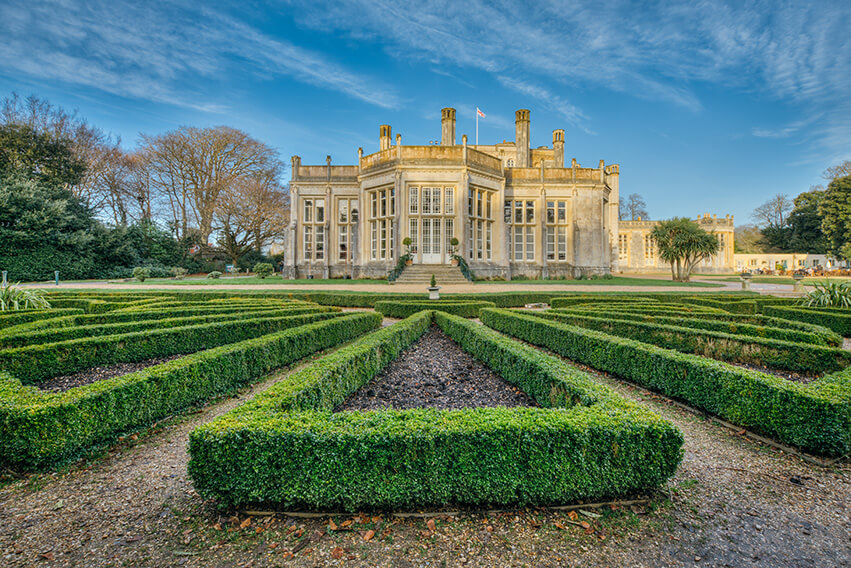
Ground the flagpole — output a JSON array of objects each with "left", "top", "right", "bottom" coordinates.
[{"left": 476, "top": 109, "right": 479, "bottom": 146}]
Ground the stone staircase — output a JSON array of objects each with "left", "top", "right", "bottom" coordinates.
[{"left": 392, "top": 264, "right": 469, "bottom": 285}]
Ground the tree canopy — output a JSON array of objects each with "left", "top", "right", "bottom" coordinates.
[
  {"left": 818, "top": 175, "right": 851, "bottom": 257},
  {"left": 650, "top": 217, "right": 720, "bottom": 282}
]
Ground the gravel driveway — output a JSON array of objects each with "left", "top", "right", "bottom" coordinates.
[{"left": 1, "top": 345, "right": 848, "bottom": 568}]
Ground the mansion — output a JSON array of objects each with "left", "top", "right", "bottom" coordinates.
[
  {"left": 284, "top": 108, "right": 620, "bottom": 279},
  {"left": 282, "top": 108, "right": 735, "bottom": 279}
]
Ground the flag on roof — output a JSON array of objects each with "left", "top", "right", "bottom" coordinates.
[{"left": 476, "top": 107, "right": 486, "bottom": 118}]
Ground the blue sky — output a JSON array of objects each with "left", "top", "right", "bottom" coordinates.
[{"left": 1, "top": 0, "right": 849, "bottom": 224}]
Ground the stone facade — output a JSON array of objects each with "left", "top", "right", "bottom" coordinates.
[
  {"left": 618, "top": 214, "right": 735, "bottom": 274},
  {"left": 283, "top": 108, "right": 620, "bottom": 279}
]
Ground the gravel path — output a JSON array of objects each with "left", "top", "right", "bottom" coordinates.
[
  {"left": 337, "top": 326, "right": 536, "bottom": 411},
  {"left": 0, "top": 340, "right": 848, "bottom": 567},
  {"left": 38, "top": 356, "right": 184, "bottom": 392}
]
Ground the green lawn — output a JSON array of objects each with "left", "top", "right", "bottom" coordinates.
[
  {"left": 102, "top": 275, "right": 722, "bottom": 287},
  {"left": 705, "top": 275, "right": 851, "bottom": 285}
]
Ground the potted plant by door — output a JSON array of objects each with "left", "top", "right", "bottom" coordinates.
[
  {"left": 428, "top": 274, "right": 440, "bottom": 299},
  {"left": 403, "top": 237, "right": 413, "bottom": 265},
  {"left": 449, "top": 237, "right": 460, "bottom": 265}
]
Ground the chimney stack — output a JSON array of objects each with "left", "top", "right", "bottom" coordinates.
[
  {"left": 515, "top": 109, "right": 530, "bottom": 167},
  {"left": 552, "top": 129, "right": 565, "bottom": 168},
  {"left": 441, "top": 107, "right": 456, "bottom": 145},
  {"left": 379, "top": 125, "right": 392, "bottom": 151}
]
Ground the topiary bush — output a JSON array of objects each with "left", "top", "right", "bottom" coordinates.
[
  {"left": 132, "top": 267, "right": 151, "bottom": 282},
  {"left": 253, "top": 263, "right": 274, "bottom": 279}
]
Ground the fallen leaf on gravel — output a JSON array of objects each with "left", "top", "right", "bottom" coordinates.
[
  {"left": 340, "top": 520, "right": 353, "bottom": 528},
  {"left": 282, "top": 551, "right": 293, "bottom": 559},
  {"left": 363, "top": 529, "right": 375, "bottom": 541},
  {"left": 567, "top": 511, "right": 578, "bottom": 521},
  {"left": 580, "top": 521, "right": 591, "bottom": 530},
  {"left": 212, "top": 523, "right": 222, "bottom": 531},
  {"left": 52, "top": 499, "right": 64, "bottom": 510},
  {"left": 579, "top": 509, "right": 601, "bottom": 519},
  {"left": 240, "top": 518, "right": 251, "bottom": 529},
  {"left": 554, "top": 522, "right": 567, "bottom": 530},
  {"left": 40, "top": 552, "right": 54, "bottom": 561},
  {"left": 268, "top": 542, "right": 279, "bottom": 549},
  {"left": 359, "top": 513, "right": 370, "bottom": 524},
  {"left": 255, "top": 526, "right": 263, "bottom": 534},
  {"left": 372, "top": 515, "right": 382, "bottom": 523},
  {"left": 331, "top": 546, "right": 344, "bottom": 559},
  {"left": 125, "top": 536, "right": 141, "bottom": 543},
  {"left": 328, "top": 519, "right": 338, "bottom": 531},
  {"left": 426, "top": 519, "right": 436, "bottom": 532}
]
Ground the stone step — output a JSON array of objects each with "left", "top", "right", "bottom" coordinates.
[{"left": 393, "top": 265, "right": 468, "bottom": 284}]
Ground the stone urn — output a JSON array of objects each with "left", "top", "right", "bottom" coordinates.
[
  {"left": 740, "top": 272, "right": 752, "bottom": 290},
  {"left": 405, "top": 258, "right": 413, "bottom": 266},
  {"left": 792, "top": 272, "right": 806, "bottom": 294},
  {"left": 428, "top": 285, "right": 441, "bottom": 300}
]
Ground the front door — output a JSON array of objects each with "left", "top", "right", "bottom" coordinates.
[{"left": 420, "top": 218, "right": 442, "bottom": 263}]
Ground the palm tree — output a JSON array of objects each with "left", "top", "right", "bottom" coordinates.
[{"left": 650, "top": 218, "right": 720, "bottom": 282}]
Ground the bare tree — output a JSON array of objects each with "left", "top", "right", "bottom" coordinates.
[
  {"left": 214, "top": 175, "right": 290, "bottom": 264},
  {"left": 140, "top": 126, "right": 282, "bottom": 243},
  {"left": 1, "top": 93, "right": 122, "bottom": 213},
  {"left": 823, "top": 160, "right": 851, "bottom": 181},
  {"left": 751, "top": 194, "right": 792, "bottom": 228},
  {"left": 619, "top": 193, "right": 649, "bottom": 221}
]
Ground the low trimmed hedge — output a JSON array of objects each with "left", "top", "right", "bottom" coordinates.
[
  {"left": 0, "top": 312, "right": 381, "bottom": 470},
  {"left": 481, "top": 308, "right": 851, "bottom": 456},
  {"left": 0, "top": 306, "right": 336, "bottom": 349},
  {"left": 559, "top": 306, "right": 841, "bottom": 344},
  {"left": 764, "top": 305, "right": 851, "bottom": 337},
  {"left": 551, "top": 308, "right": 841, "bottom": 347},
  {"left": 374, "top": 300, "right": 496, "bottom": 318},
  {"left": 0, "top": 308, "right": 84, "bottom": 330},
  {"left": 524, "top": 310, "right": 851, "bottom": 375},
  {"left": 0, "top": 311, "right": 345, "bottom": 384},
  {"left": 188, "top": 311, "right": 683, "bottom": 510}
]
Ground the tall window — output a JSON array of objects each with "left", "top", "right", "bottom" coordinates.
[
  {"left": 468, "top": 189, "right": 494, "bottom": 261},
  {"left": 546, "top": 200, "right": 569, "bottom": 262},
  {"left": 368, "top": 188, "right": 393, "bottom": 260},
  {"left": 644, "top": 234, "right": 656, "bottom": 265},
  {"left": 618, "top": 233, "right": 629, "bottom": 263},
  {"left": 302, "top": 198, "right": 325, "bottom": 261},
  {"left": 506, "top": 199, "right": 535, "bottom": 262},
  {"left": 409, "top": 187, "right": 418, "bottom": 214},
  {"left": 338, "top": 198, "right": 358, "bottom": 262}
]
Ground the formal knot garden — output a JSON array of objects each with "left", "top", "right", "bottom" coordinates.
[{"left": 1, "top": 289, "right": 849, "bottom": 564}]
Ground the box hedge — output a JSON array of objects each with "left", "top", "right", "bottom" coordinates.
[
  {"left": 0, "top": 311, "right": 380, "bottom": 470},
  {"left": 0, "top": 308, "right": 84, "bottom": 330},
  {"left": 0, "top": 306, "right": 337, "bottom": 349},
  {"left": 0, "top": 311, "right": 345, "bottom": 384},
  {"left": 551, "top": 307, "right": 840, "bottom": 347},
  {"left": 188, "top": 311, "right": 683, "bottom": 510},
  {"left": 764, "top": 305, "right": 851, "bottom": 337},
  {"left": 374, "top": 300, "right": 496, "bottom": 318},
  {"left": 559, "top": 306, "right": 841, "bottom": 343},
  {"left": 480, "top": 308, "right": 851, "bottom": 456},
  {"left": 523, "top": 310, "right": 850, "bottom": 375}
]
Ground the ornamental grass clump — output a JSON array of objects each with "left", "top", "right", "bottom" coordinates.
[
  {"left": 0, "top": 283, "right": 51, "bottom": 311},
  {"left": 801, "top": 280, "right": 851, "bottom": 308}
]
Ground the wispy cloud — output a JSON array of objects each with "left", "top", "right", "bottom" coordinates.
[
  {"left": 0, "top": 0, "right": 400, "bottom": 112},
  {"left": 286, "top": 0, "right": 851, "bottom": 153}
]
